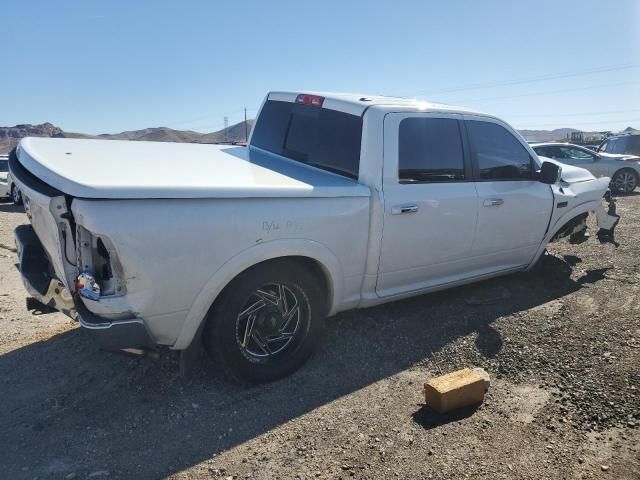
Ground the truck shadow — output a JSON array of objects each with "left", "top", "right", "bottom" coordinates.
[
  {"left": 0, "top": 199, "right": 23, "bottom": 213},
  {"left": 0, "top": 253, "right": 607, "bottom": 478}
]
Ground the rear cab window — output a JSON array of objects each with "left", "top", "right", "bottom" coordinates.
[{"left": 250, "top": 98, "right": 363, "bottom": 179}]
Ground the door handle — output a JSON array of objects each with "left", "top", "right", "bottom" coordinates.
[
  {"left": 483, "top": 198, "right": 504, "bottom": 207},
  {"left": 391, "top": 204, "right": 419, "bottom": 215}
]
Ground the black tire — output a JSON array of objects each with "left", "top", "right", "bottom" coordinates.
[
  {"left": 611, "top": 168, "right": 638, "bottom": 195},
  {"left": 11, "top": 185, "right": 22, "bottom": 205},
  {"left": 203, "top": 260, "right": 326, "bottom": 383}
]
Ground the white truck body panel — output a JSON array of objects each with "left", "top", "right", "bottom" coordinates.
[{"left": 71, "top": 195, "right": 371, "bottom": 345}]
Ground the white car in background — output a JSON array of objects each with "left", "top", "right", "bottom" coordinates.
[
  {"left": 531, "top": 143, "right": 640, "bottom": 194},
  {"left": 0, "top": 155, "right": 10, "bottom": 198},
  {"left": 0, "top": 154, "right": 22, "bottom": 204}
]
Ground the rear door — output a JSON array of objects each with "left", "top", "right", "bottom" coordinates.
[
  {"left": 465, "top": 116, "right": 553, "bottom": 270},
  {"left": 376, "top": 113, "right": 478, "bottom": 297}
]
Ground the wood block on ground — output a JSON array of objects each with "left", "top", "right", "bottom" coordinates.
[{"left": 423, "top": 368, "right": 488, "bottom": 413}]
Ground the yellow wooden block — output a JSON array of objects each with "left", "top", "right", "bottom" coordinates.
[{"left": 423, "top": 368, "right": 488, "bottom": 413}]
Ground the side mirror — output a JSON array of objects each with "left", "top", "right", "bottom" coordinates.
[{"left": 540, "top": 161, "right": 562, "bottom": 184}]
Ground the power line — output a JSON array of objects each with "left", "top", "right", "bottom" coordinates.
[
  {"left": 412, "top": 64, "right": 639, "bottom": 97},
  {"left": 499, "top": 108, "right": 640, "bottom": 118},
  {"left": 441, "top": 80, "right": 640, "bottom": 104},
  {"left": 515, "top": 118, "right": 640, "bottom": 128},
  {"left": 162, "top": 108, "right": 258, "bottom": 128}
]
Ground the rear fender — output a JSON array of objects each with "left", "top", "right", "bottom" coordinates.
[{"left": 172, "top": 239, "right": 342, "bottom": 350}]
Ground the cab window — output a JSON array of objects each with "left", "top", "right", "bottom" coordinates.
[{"left": 467, "top": 121, "right": 533, "bottom": 180}]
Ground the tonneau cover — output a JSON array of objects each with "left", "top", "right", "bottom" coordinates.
[{"left": 16, "top": 137, "right": 370, "bottom": 199}]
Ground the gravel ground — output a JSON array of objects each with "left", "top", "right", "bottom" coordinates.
[{"left": 0, "top": 195, "right": 638, "bottom": 480}]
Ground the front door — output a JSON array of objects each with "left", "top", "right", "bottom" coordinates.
[
  {"left": 465, "top": 116, "right": 554, "bottom": 270},
  {"left": 376, "top": 113, "right": 478, "bottom": 297}
]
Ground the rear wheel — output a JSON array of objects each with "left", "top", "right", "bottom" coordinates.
[
  {"left": 611, "top": 168, "right": 638, "bottom": 194},
  {"left": 203, "top": 260, "right": 326, "bottom": 383},
  {"left": 11, "top": 185, "right": 22, "bottom": 205}
]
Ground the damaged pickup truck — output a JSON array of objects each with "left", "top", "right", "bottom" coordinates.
[{"left": 10, "top": 91, "right": 620, "bottom": 382}]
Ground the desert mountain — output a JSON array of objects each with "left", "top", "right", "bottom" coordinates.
[
  {"left": 516, "top": 128, "right": 579, "bottom": 143},
  {"left": 1, "top": 122, "right": 633, "bottom": 155},
  {"left": 0, "top": 123, "right": 65, "bottom": 154},
  {"left": 0, "top": 120, "right": 255, "bottom": 154}
]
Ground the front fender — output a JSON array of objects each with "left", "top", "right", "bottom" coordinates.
[
  {"left": 172, "top": 238, "right": 343, "bottom": 350},
  {"left": 526, "top": 188, "right": 619, "bottom": 270}
]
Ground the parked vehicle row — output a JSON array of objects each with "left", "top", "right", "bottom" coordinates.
[
  {"left": 0, "top": 154, "right": 22, "bottom": 204},
  {"left": 531, "top": 142, "right": 640, "bottom": 194},
  {"left": 8, "top": 91, "right": 622, "bottom": 382},
  {"left": 0, "top": 155, "right": 9, "bottom": 198}
]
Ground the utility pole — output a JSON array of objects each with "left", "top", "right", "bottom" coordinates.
[
  {"left": 223, "top": 116, "right": 229, "bottom": 142},
  {"left": 244, "top": 107, "right": 248, "bottom": 143}
]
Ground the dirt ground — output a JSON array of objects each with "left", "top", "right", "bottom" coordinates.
[{"left": 0, "top": 195, "right": 638, "bottom": 480}]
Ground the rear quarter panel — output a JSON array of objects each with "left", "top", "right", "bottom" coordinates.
[{"left": 71, "top": 196, "right": 371, "bottom": 347}]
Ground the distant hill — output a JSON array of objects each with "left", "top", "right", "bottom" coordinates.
[
  {"left": 0, "top": 123, "right": 65, "bottom": 154},
  {"left": 0, "top": 121, "right": 633, "bottom": 155},
  {"left": 517, "top": 128, "right": 579, "bottom": 143},
  {"left": 0, "top": 120, "right": 255, "bottom": 154}
]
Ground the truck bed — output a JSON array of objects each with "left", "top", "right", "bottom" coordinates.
[{"left": 16, "top": 137, "right": 370, "bottom": 199}]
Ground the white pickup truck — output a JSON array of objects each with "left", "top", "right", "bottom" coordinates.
[{"left": 10, "top": 91, "right": 619, "bottom": 382}]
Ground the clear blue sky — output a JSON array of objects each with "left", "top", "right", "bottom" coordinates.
[{"left": 2, "top": 0, "right": 639, "bottom": 134}]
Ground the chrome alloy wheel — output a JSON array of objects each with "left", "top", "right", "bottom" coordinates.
[
  {"left": 613, "top": 170, "right": 638, "bottom": 194},
  {"left": 235, "top": 283, "right": 305, "bottom": 359}
]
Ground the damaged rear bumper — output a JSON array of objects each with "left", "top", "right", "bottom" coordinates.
[{"left": 14, "top": 224, "right": 155, "bottom": 351}]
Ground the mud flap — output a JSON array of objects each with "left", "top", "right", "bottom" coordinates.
[{"left": 595, "top": 191, "right": 620, "bottom": 247}]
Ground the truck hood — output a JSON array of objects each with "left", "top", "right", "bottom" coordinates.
[
  {"left": 538, "top": 156, "right": 597, "bottom": 183},
  {"left": 15, "top": 137, "right": 370, "bottom": 199}
]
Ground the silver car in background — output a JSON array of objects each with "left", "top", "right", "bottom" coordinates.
[{"left": 532, "top": 143, "right": 640, "bottom": 194}]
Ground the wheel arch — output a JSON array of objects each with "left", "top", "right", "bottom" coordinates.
[
  {"left": 525, "top": 199, "right": 602, "bottom": 271},
  {"left": 172, "top": 239, "right": 342, "bottom": 350}
]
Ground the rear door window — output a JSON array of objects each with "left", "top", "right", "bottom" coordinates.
[
  {"left": 467, "top": 121, "right": 533, "bottom": 180},
  {"left": 251, "top": 100, "right": 362, "bottom": 178},
  {"left": 398, "top": 117, "right": 465, "bottom": 182}
]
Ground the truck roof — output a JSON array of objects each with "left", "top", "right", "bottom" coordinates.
[{"left": 267, "top": 91, "right": 487, "bottom": 117}]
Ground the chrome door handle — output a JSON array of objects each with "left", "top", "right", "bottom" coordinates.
[
  {"left": 483, "top": 198, "right": 504, "bottom": 207},
  {"left": 391, "top": 204, "right": 419, "bottom": 215}
]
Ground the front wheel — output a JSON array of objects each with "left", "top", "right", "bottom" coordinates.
[
  {"left": 11, "top": 185, "right": 22, "bottom": 205},
  {"left": 611, "top": 168, "right": 638, "bottom": 194},
  {"left": 203, "top": 260, "right": 326, "bottom": 383}
]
